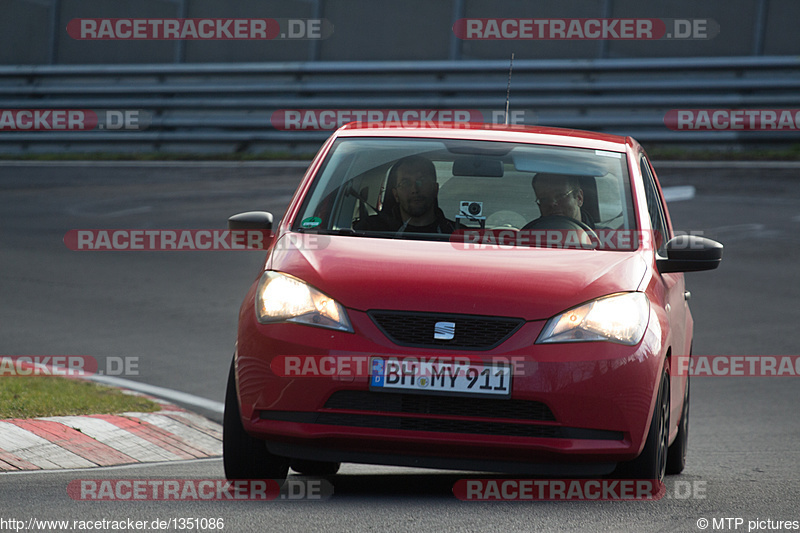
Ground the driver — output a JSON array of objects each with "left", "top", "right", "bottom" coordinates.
[{"left": 526, "top": 172, "right": 595, "bottom": 229}]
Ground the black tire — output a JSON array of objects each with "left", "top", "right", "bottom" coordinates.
[
  {"left": 223, "top": 357, "right": 290, "bottom": 482},
  {"left": 666, "top": 375, "right": 690, "bottom": 475},
  {"left": 613, "top": 368, "right": 669, "bottom": 482},
  {"left": 291, "top": 459, "right": 341, "bottom": 476}
]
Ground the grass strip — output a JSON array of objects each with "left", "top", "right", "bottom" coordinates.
[{"left": 0, "top": 376, "right": 160, "bottom": 419}]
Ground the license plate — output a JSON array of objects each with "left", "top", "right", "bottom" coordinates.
[{"left": 369, "top": 357, "right": 512, "bottom": 398}]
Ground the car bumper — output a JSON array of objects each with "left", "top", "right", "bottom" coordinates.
[{"left": 235, "top": 301, "right": 664, "bottom": 470}]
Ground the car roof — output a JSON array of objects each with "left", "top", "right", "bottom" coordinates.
[{"left": 335, "top": 122, "right": 631, "bottom": 153}]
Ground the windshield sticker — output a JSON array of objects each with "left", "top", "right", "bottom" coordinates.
[
  {"left": 300, "top": 216, "right": 322, "bottom": 229},
  {"left": 595, "top": 150, "right": 623, "bottom": 158}
]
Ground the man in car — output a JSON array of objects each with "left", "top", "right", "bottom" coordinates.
[
  {"left": 526, "top": 172, "right": 596, "bottom": 229},
  {"left": 355, "top": 155, "right": 455, "bottom": 234}
]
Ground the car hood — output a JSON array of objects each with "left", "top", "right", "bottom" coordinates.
[{"left": 267, "top": 234, "right": 648, "bottom": 321}]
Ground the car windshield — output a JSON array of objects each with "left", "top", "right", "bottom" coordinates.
[{"left": 293, "top": 136, "right": 637, "bottom": 250}]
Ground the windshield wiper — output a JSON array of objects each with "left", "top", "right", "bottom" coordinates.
[
  {"left": 297, "top": 227, "right": 451, "bottom": 242},
  {"left": 299, "top": 228, "right": 398, "bottom": 239}
]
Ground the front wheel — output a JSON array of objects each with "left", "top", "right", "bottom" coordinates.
[
  {"left": 613, "top": 368, "right": 669, "bottom": 482},
  {"left": 666, "top": 375, "right": 690, "bottom": 475},
  {"left": 223, "top": 357, "right": 290, "bottom": 482}
]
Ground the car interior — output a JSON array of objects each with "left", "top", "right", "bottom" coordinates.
[{"left": 294, "top": 139, "right": 636, "bottom": 247}]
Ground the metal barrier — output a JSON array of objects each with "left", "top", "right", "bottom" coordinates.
[{"left": 1, "top": 56, "right": 799, "bottom": 153}]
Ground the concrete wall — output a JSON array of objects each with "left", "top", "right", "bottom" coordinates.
[{"left": 1, "top": 0, "right": 798, "bottom": 64}]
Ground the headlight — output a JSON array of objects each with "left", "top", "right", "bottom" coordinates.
[
  {"left": 536, "top": 292, "right": 649, "bottom": 346},
  {"left": 255, "top": 271, "right": 353, "bottom": 332}
]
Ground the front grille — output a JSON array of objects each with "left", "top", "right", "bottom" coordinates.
[
  {"left": 324, "top": 390, "right": 556, "bottom": 421},
  {"left": 369, "top": 310, "right": 524, "bottom": 350}
]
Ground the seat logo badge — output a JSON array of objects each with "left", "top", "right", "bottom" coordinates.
[{"left": 434, "top": 321, "right": 456, "bottom": 340}]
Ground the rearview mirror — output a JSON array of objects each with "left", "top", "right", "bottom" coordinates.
[{"left": 452, "top": 156, "right": 504, "bottom": 177}]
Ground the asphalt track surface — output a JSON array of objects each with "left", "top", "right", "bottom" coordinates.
[{"left": 1, "top": 161, "right": 799, "bottom": 532}]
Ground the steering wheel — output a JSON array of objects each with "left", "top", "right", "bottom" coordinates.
[{"left": 521, "top": 215, "right": 599, "bottom": 248}]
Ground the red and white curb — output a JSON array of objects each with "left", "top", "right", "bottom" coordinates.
[{"left": 0, "top": 399, "right": 222, "bottom": 471}]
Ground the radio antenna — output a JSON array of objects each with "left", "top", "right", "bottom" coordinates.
[{"left": 504, "top": 52, "right": 514, "bottom": 125}]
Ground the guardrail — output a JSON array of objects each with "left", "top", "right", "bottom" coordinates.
[{"left": 1, "top": 56, "right": 799, "bottom": 153}]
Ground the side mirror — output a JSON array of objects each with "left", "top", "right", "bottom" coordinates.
[
  {"left": 228, "top": 211, "right": 273, "bottom": 231},
  {"left": 657, "top": 235, "right": 723, "bottom": 273}
]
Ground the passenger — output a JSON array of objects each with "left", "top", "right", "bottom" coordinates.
[{"left": 355, "top": 155, "right": 455, "bottom": 234}]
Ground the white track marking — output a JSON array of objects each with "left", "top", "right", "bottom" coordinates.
[
  {"left": 40, "top": 416, "right": 183, "bottom": 463},
  {"left": 0, "top": 422, "right": 96, "bottom": 469},
  {"left": 87, "top": 375, "right": 224, "bottom": 414}
]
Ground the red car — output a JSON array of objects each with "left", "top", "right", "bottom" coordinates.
[{"left": 223, "top": 123, "right": 722, "bottom": 483}]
